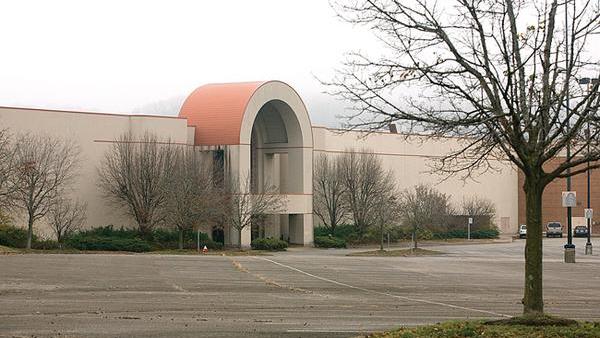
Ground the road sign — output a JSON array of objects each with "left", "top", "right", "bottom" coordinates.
[
  {"left": 562, "top": 191, "right": 577, "bottom": 207},
  {"left": 467, "top": 218, "right": 473, "bottom": 240},
  {"left": 585, "top": 208, "right": 593, "bottom": 219}
]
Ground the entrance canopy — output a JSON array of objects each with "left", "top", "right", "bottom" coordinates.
[{"left": 179, "top": 80, "right": 313, "bottom": 147}]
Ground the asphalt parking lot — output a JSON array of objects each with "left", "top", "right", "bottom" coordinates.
[{"left": 1, "top": 237, "right": 600, "bottom": 338}]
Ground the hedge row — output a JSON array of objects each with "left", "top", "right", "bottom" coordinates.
[
  {"left": 68, "top": 225, "right": 223, "bottom": 251},
  {"left": 0, "top": 224, "right": 223, "bottom": 252},
  {"left": 250, "top": 237, "right": 288, "bottom": 251},
  {"left": 0, "top": 225, "right": 31, "bottom": 248},
  {"left": 314, "top": 236, "right": 347, "bottom": 248},
  {"left": 432, "top": 228, "right": 499, "bottom": 239},
  {"left": 313, "top": 224, "right": 499, "bottom": 249},
  {"left": 66, "top": 236, "right": 153, "bottom": 252}
]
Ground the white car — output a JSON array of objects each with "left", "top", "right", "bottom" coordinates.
[{"left": 519, "top": 224, "right": 527, "bottom": 238}]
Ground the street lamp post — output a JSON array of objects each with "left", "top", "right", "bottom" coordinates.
[
  {"left": 563, "top": 2, "right": 576, "bottom": 263},
  {"left": 579, "top": 77, "right": 599, "bottom": 255},
  {"left": 586, "top": 108, "right": 592, "bottom": 255},
  {"left": 585, "top": 118, "right": 592, "bottom": 255}
]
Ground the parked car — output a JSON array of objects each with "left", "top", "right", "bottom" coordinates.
[
  {"left": 546, "top": 222, "right": 563, "bottom": 238},
  {"left": 519, "top": 224, "right": 527, "bottom": 238},
  {"left": 574, "top": 225, "right": 589, "bottom": 238}
]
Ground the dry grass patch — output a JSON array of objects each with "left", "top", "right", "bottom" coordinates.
[
  {"left": 368, "top": 319, "right": 599, "bottom": 338},
  {"left": 0, "top": 245, "right": 19, "bottom": 254}
]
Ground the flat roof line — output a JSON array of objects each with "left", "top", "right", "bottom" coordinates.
[{"left": 0, "top": 105, "right": 187, "bottom": 120}]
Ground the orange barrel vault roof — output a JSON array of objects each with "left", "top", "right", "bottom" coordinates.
[{"left": 179, "top": 81, "right": 266, "bottom": 145}]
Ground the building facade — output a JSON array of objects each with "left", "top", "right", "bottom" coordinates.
[{"left": 0, "top": 80, "right": 522, "bottom": 247}]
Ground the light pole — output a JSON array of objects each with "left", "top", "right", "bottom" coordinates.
[
  {"left": 579, "top": 77, "right": 599, "bottom": 255},
  {"left": 563, "top": 1, "right": 576, "bottom": 263}
]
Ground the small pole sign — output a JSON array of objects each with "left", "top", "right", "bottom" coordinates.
[
  {"left": 468, "top": 217, "right": 473, "bottom": 240},
  {"left": 585, "top": 208, "right": 593, "bottom": 219},
  {"left": 562, "top": 191, "right": 577, "bottom": 207}
]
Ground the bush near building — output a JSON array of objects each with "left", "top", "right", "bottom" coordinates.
[
  {"left": 314, "top": 223, "right": 356, "bottom": 238},
  {"left": 313, "top": 223, "right": 499, "bottom": 248},
  {"left": 1, "top": 224, "right": 223, "bottom": 252},
  {"left": 433, "top": 228, "right": 500, "bottom": 240},
  {"left": 150, "top": 228, "right": 223, "bottom": 250},
  {"left": 250, "top": 237, "right": 288, "bottom": 251},
  {"left": 31, "top": 239, "right": 62, "bottom": 250},
  {"left": 0, "top": 224, "right": 63, "bottom": 249},
  {"left": 314, "top": 235, "right": 347, "bottom": 248},
  {"left": 0, "top": 225, "right": 32, "bottom": 248},
  {"left": 314, "top": 224, "right": 434, "bottom": 246},
  {"left": 66, "top": 236, "right": 152, "bottom": 252},
  {"left": 67, "top": 225, "right": 223, "bottom": 251}
]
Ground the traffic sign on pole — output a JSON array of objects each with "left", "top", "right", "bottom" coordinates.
[
  {"left": 562, "top": 191, "right": 577, "bottom": 207},
  {"left": 467, "top": 217, "right": 473, "bottom": 240}
]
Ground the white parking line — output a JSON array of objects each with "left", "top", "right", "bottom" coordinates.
[{"left": 256, "top": 257, "right": 512, "bottom": 318}]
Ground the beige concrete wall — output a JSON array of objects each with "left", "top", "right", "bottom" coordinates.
[
  {"left": 0, "top": 104, "right": 519, "bottom": 240},
  {"left": 0, "top": 107, "right": 190, "bottom": 237},
  {"left": 311, "top": 126, "right": 519, "bottom": 234}
]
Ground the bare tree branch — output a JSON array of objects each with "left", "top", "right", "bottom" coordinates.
[
  {"left": 327, "top": 0, "right": 600, "bottom": 315},
  {"left": 9, "top": 133, "right": 80, "bottom": 249},
  {"left": 98, "top": 132, "right": 175, "bottom": 236}
]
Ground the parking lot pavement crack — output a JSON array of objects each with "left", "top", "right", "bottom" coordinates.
[
  {"left": 255, "top": 256, "right": 512, "bottom": 319},
  {"left": 228, "top": 257, "right": 320, "bottom": 296}
]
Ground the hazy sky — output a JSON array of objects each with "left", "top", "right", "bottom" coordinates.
[{"left": 0, "top": 1, "right": 378, "bottom": 126}]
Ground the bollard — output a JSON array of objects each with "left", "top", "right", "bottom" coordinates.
[{"left": 564, "top": 247, "right": 576, "bottom": 263}]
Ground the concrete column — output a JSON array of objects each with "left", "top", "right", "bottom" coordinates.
[
  {"left": 279, "top": 153, "right": 289, "bottom": 193},
  {"left": 273, "top": 154, "right": 281, "bottom": 192},
  {"left": 225, "top": 144, "right": 252, "bottom": 248},
  {"left": 263, "top": 153, "right": 275, "bottom": 187},
  {"left": 287, "top": 149, "right": 301, "bottom": 193},
  {"left": 289, "top": 214, "right": 313, "bottom": 245}
]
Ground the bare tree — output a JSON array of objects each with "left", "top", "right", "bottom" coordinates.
[
  {"left": 340, "top": 149, "right": 395, "bottom": 235},
  {"left": 163, "top": 146, "right": 215, "bottom": 249},
  {"left": 47, "top": 197, "right": 87, "bottom": 246},
  {"left": 98, "top": 132, "right": 175, "bottom": 236},
  {"left": 220, "top": 176, "right": 285, "bottom": 249},
  {"left": 374, "top": 194, "right": 401, "bottom": 251},
  {"left": 10, "top": 133, "right": 80, "bottom": 249},
  {"left": 328, "top": 0, "right": 600, "bottom": 315},
  {"left": 462, "top": 196, "right": 497, "bottom": 219},
  {"left": 0, "top": 129, "right": 16, "bottom": 209},
  {"left": 399, "top": 184, "right": 452, "bottom": 250},
  {"left": 313, "top": 154, "right": 347, "bottom": 235}
]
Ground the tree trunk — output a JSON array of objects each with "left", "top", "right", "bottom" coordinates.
[
  {"left": 380, "top": 224, "right": 384, "bottom": 251},
  {"left": 139, "top": 222, "right": 151, "bottom": 239},
  {"left": 26, "top": 216, "right": 34, "bottom": 249},
  {"left": 178, "top": 229, "right": 184, "bottom": 250},
  {"left": 413, "top": 224, "right": 418, "bottom": 250},
  {"left": 238, "top": 228, "right": 243, "bottom": 250},
  {"left": 523, "top": 178, "right": 545, "bottom": 316}
]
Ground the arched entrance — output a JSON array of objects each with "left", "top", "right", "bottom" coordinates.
[
  {"left": 249, "top": 99, "right": 308, "bottom": 242},
  {"left": 179, "top": 80, "right": 314, "bottom": 247}
]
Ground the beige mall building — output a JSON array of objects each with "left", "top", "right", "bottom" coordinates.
[{"left": 0, "top": 81, "right": 519, "bottom": 247}]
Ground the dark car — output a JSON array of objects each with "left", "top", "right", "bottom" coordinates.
[{"left": 574, "top": 226, "right": 589, "bottom": 238}]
